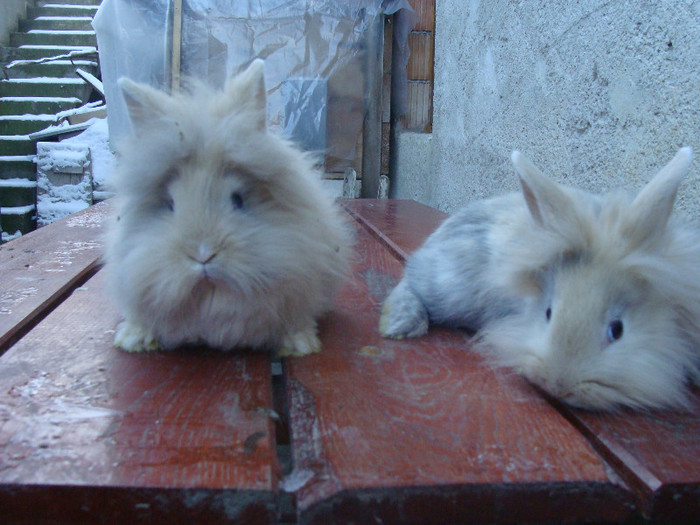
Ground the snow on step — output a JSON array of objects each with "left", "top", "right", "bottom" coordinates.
[
  {"left": 1, "top": 204, "right": 36, "bottom": 215},
  {"left": 35, "top": 16, "right": 95, "bottom": 21},
  {"left": 40, "top": 4, "right": 99, "bottom": 10},
  {"left": 19, "top": 45, "right": 96, "bottom": 51},
  {"left": 27, "top": 30, "right": 96, "bottom": 35},
  {"left": 1, "top": 231, "right": 22, "bottom": 242},
  {"left": 0, "top": 178, "right": 38, "bottom": 188},
  {"left": 6, "top": 58, "right": 97, "bottom": 69},
  {"left": 0, "top": 115, "right": 56, "bottom": 121},
  {"left": 1, "top": 96, "right": 82, "bottom": 103},
  {"left": 33, "top": 59, "right": 97, "bottom": 66},
  {"left": 0, "top": 156, "right": 36, "bottom": 163},
  {"left": 1, "top": 77, "right": 86, "bottom": 84}
]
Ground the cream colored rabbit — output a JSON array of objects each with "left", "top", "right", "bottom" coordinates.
[
  {"left": 381, "top": 148, "right": 700, "bottom": 411},
  {"left": 105, "top": 60, "right": 352, "bottom": 356}
]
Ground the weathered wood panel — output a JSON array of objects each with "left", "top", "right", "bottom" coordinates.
[
  {"left": 0, "top": 202, "right": 108, "bottom": 353},
  {"left": 285, "top": 223, "right": 632, "bottom": 524},
  {"left": 560, "top": 396, "right": 700, "bottom": 522},
  {"left": 408, "top": 0, "right": 436, "bottom": 32},
  {"left": 0, "top": 270, "right": 278, "bottom": 524},
  {"left": 341, "top": 199, "right": 447, "bottom": 261}
]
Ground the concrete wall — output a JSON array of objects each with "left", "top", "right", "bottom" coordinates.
[
  {"left": 392, "top": 0, "right": 700, "bottom": 219},
  {"left": 0, "top": 0, "right": 31, "bottom": 45}
]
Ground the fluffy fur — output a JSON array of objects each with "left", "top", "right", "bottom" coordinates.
[
  {"left": 105, "top": 59, "right": 352, "bottom": 356},
  {"left": 380, "top": 147, "right": 700, "bottom": 411}
]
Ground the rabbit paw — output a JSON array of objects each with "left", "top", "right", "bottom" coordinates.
[
  {"left": 279, "top": 326, "right": 322, "bottom": 357},
  {"left": 379, "top": 280, "right": 429, "bottom": 339},
  {"left": 114, "top": 320, "right": 161, "bottom": 352}
]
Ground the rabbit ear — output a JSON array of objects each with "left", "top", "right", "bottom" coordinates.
[
  {"left": 511, "top": 151, "right": 577, "bottom": 231},
  {"left": 119, "top": 77, "right": 175, "bottom": 132},
  {"left": 223, "top": 58, "right": 267, "bottom": 130},
  {"left": 625, "top": 147, "right": 693, "bottom": 247}
]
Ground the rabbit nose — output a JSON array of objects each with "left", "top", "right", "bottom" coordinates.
[{"left": 191, "top": 244, "right": 217, "bottom": 264}]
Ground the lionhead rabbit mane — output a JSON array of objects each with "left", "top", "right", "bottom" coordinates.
[
  {"left": 105, "top": 59, "right": 352, "bottom": 356},
  {"left": 381, "top": 147, "right": 700, "bottom": 411}
]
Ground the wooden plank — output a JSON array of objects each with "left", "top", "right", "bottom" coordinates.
[
  {"left": 285, "top": 220, "right": 634, "bottom": 524},
  {"left": 556, "top": 396, "right": 700, "bottom": 522},
  {"left": 404, "top": 81, "right": 433, "bottom": 132},
  {"left": 170, "top": 0, "right": 183, "bottom": 92},
  {"left": 341, "top": 199, "right": 448, "bottom": 261},
  {"left": 0, "top": 201, "right": 108, "bottom": 353},
  {"left": 407, "top": 32, "right": 434, "bottom": 81},
  {"left": 0, "top": 269, "right": 278, "bottom": 523},
  {"left": 408, "top": 0, "right": 436, "bottom": 32}
]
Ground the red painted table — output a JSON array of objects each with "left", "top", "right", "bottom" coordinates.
[{"left": 0, "top": 199, "right": 697, "bottom": 524}]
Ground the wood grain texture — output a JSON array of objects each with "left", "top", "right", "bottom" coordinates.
[
  {"left": 0, "top": 202, "right": 109, "bottom": 352},
  {"left": 558, "top": 396, "right": 700, "bottom": 522},
  {"left": 0, "top": 270, "right": 278, "bottom": 524},
  {"left": 285, "top": 223, "right": 632, "bottom": 524},
  {"left": 407, "top": 32, "right": 434, "bottom": 81},
  {"left": 341, "top": 199, "right": 448, "bottom": 261},
  {"left": 408, "top": 0, "right": 435, "bottom": 32}
]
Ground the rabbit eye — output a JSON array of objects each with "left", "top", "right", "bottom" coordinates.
[
  {"left": 165, "top": 197, "right": 174, "bottom": 212},
  {"left": 607, "top": 320, "right": 624, "bottom": 342},
  {"left": 231, "top": 192, "right": 244, "bottom": 210},
  {"left": 545, "top": 307, "right": 552, "bottom": 322}
]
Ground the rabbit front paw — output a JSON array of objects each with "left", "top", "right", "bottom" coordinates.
[
  {"left": 279, "top": 325, "right": 322, "bottom": 357},
  {"left": 114, "top": 320, "right": 161, "bottom": 352},
  {"left": 379, "top": 280, "right": 429, "bottom": 339}
]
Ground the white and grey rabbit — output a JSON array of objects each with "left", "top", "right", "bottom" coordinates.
[
  {"left": 380, "top": 147, "right": 700, "bottom": 411},
  {"left": 104, "top": 59, "right": 353, "bottom": 356}
]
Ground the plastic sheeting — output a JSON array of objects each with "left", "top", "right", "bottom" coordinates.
[{"left": 93, "top": 0, "right": 415, "bottom": 173}]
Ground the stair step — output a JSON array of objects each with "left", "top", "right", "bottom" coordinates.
[
  {"left": 1, "top": 45, "right": 97, "bottom": 61},
  {"left": 0, "top": 77, "right": 89, "bottom": 99},
  {"left": 20, "top": 16, "right": 95, "bottom": 32},
  {"left": 28, "top": 5, "right": 100, "bottom": 19},
  {"left": 0, "top": 156, "right": 36, "bottom": 180},
  {"left": 0, "top": 204, "right": 36, "bottom": 238},
  {"left": 38, "top": 0, "right": 102, "bottom": 5},
  {"left": 0, "top": 136, "right": 35, "bottom": 156},
  {"left": 10, "top": 30, "right": 97, "bottom": 48},
  {"left": 0, "top": 96, "right": 82, "bottom": 116},
  {"left": 0, "top": 178, "right": 37, "bottom": 207},
  {"left": 0, "top": 115, "right": 56, "bottom": 135},
  {"left": 1, "top": 59, "right": 98, "bottom": 79}
]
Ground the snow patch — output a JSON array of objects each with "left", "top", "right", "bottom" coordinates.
[
  {"left": 1, "top": 230, "right": 22, "bottom": 243},
  {"left": 35, "top": 16, "right": 95, "bottom": 21},
  {"left": 0, "top": 114, "right": 56, "bottom": 121},
  {"left": 0, "top": 156, "right": 36, "bottom": 162},
  {"left": 19, "top": 45, "right": 96, "bottom": 51},
  {"left": 42, "top": 4, "right": 99, "bottom": 9},
  {"left": 1, "top": 204, "right": 36, "bottom": 215},
  {"left": 1, "top": 77, "right": 86, "bottom": 84},
  {"left": 36, "top": 142, "right": 92, "bottom": 227},
  {"left": 60, "top": 118, "right": 114, "bottom": 187},
  {"left": 0, "top": 135, "right": 31, "bottom": 140},
  {"left": 279, "top": 469, "right": 315, "bottom": 492},
  {"left": 0, "top": 179, "right": 37, "bottom": 188},
  {"left": 0, "top": 96, "right": 82, "bottom": 103},
  {"left": 27, "top": 30, "right": 95, "bottom": 35},
  {"left": 33, "top": 118, "right": 114, "bottom": 227}
]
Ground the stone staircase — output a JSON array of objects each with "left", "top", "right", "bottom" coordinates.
[{"left": 0, "top": 0, "right": 101, "bottom": 243}]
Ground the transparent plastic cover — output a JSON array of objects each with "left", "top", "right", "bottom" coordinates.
[{"left": 93, "top": 0, "right": 414, "bottom": 174}]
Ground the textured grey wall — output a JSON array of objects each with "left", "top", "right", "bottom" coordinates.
[
  {"left": 0, "top": 0, "right": 31, "bottom": 45},
  {"left": 392, "top": 0, "right": 700, "bottom": 219}
]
